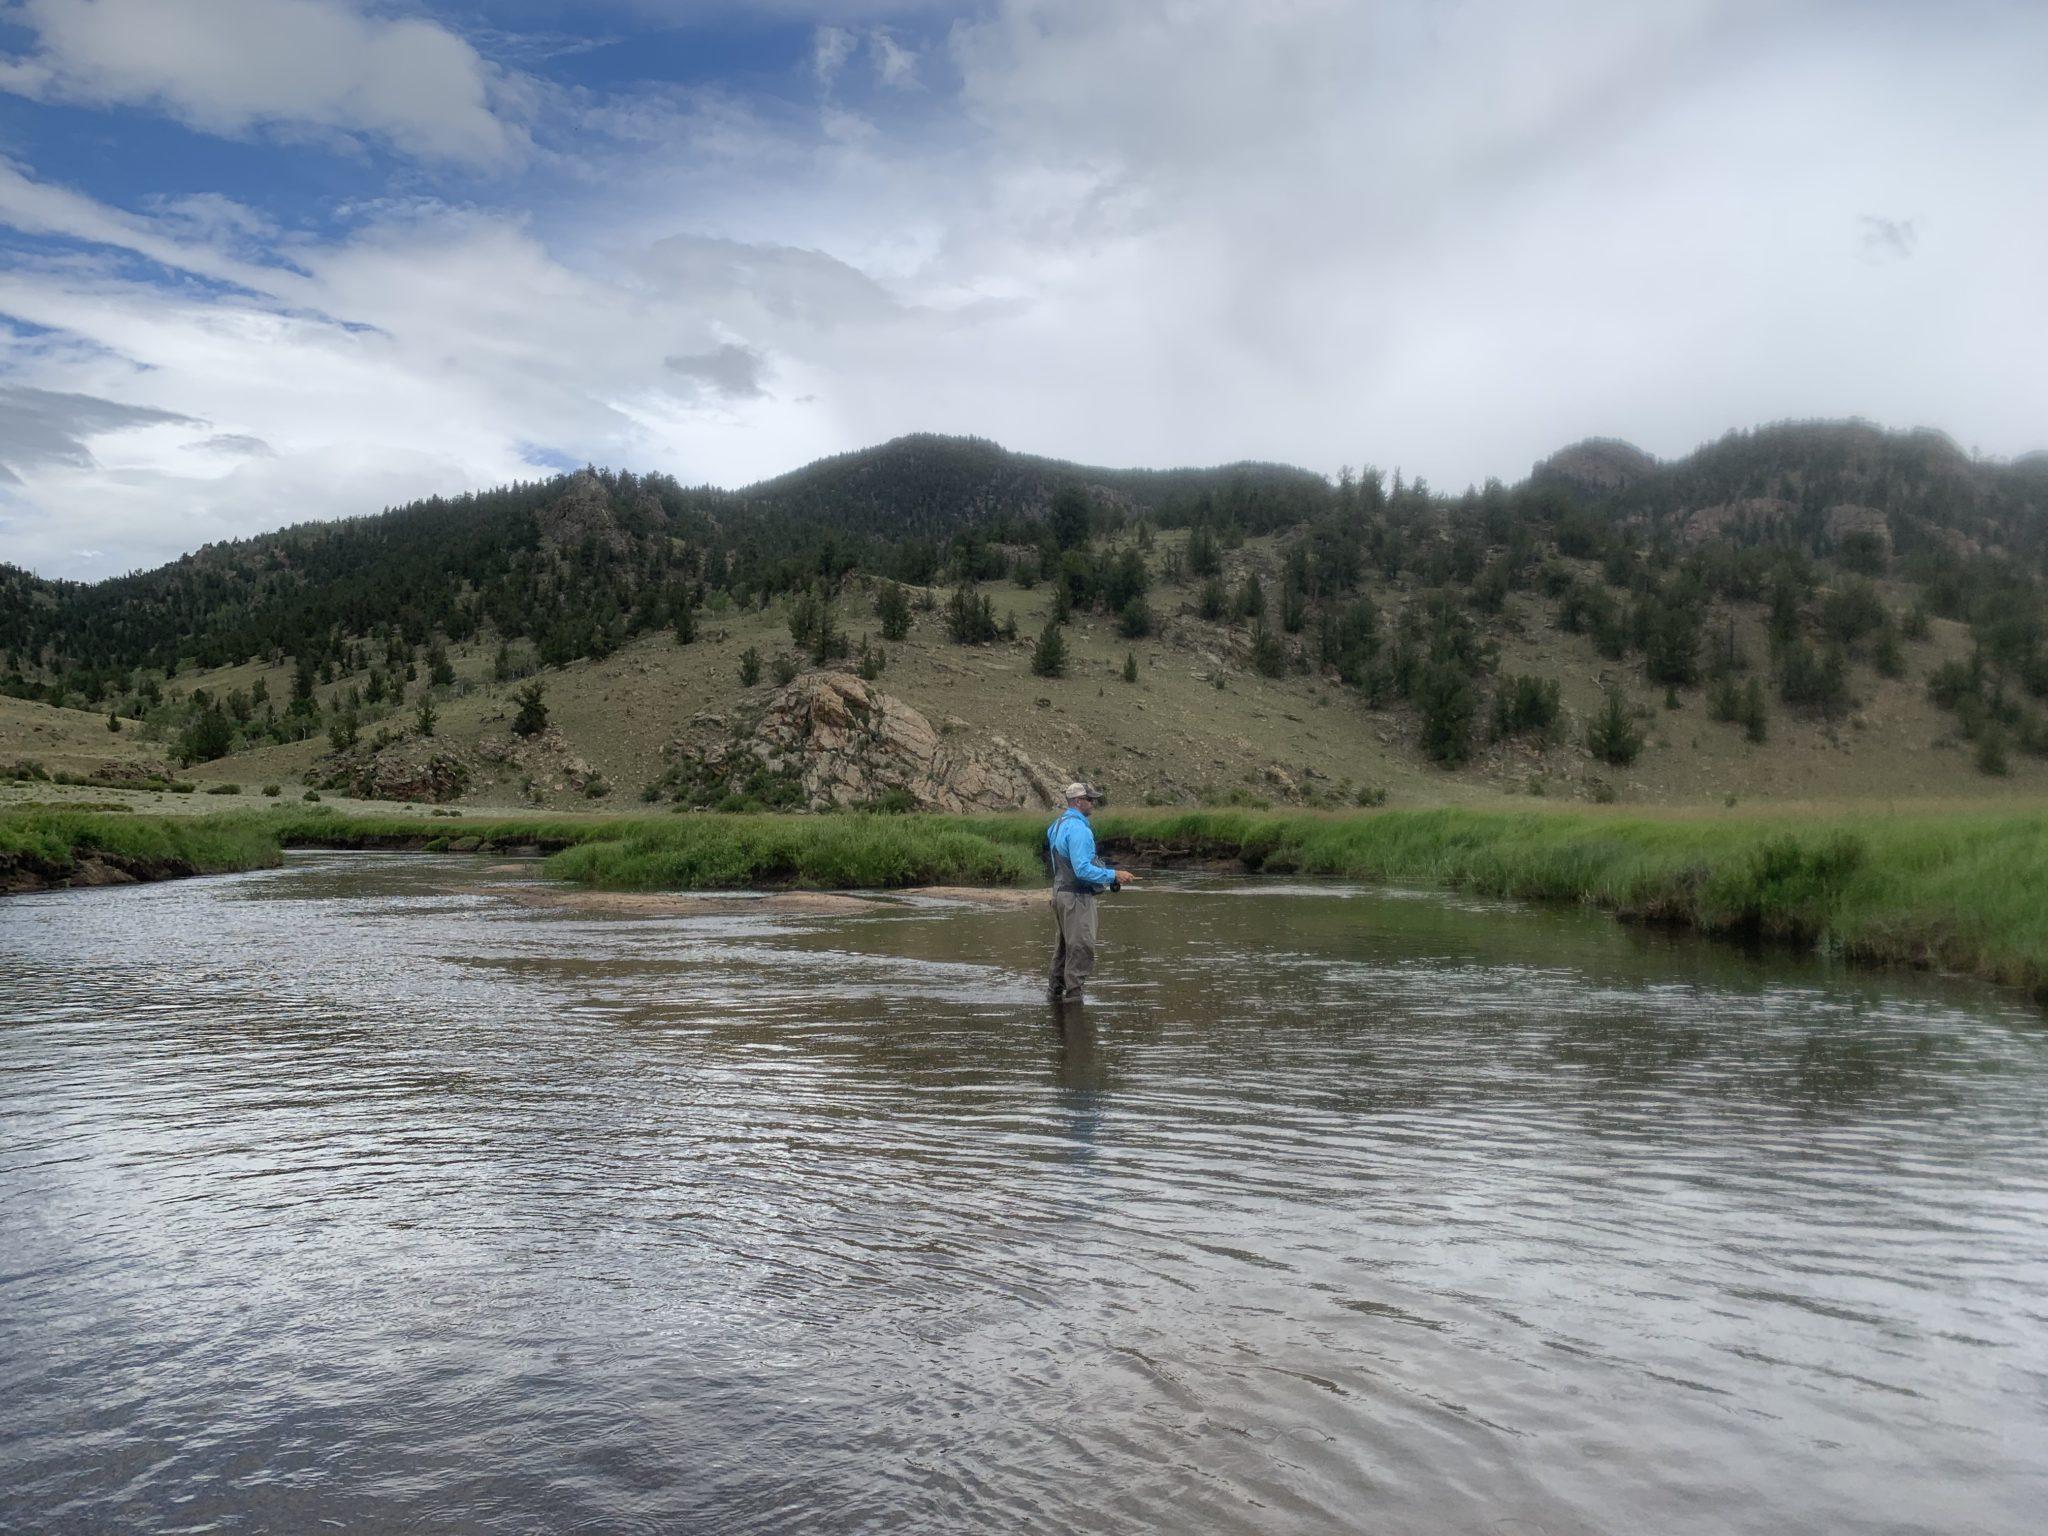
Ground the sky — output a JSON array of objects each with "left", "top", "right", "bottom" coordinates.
[{"left": 0, "top": 0, "right": 2043, "bottom": 580}]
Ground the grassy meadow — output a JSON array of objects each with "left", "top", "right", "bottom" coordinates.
[{"left": 4, "top": 800, "right": 2045, "bottom": 1001}]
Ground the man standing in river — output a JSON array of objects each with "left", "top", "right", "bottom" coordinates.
[{"left": 1047, "top": 782, "right": 1136, "bottom": 1004}]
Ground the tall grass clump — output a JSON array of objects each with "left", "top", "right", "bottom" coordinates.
[
  {"left": 543, "top": 814, "right": 1042, "bottom": 891},
  {"left": 266, "top": 806, "right": 625, "bottom": 852},
  {"left": 0, "top": 809, "right": 283, "bottom": 885},
  {"left": 1076, "top": 805, "right": 2048, "bottom": 1000}
]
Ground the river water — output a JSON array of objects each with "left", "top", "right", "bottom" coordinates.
[{"left": 2, "top": 854, "right": 2045, "bottom": 1534}]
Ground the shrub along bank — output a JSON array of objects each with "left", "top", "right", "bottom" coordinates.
[{"left": 2, "top": 803, "right": 2044, "bottom": 1000}]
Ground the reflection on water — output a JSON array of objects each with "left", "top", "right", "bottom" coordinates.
[{"left": 3, "top": 854, "right": 2046, "bottom": 1534}]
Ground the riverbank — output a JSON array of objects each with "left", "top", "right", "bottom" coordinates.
[
  {"left": 0, "top": 808, "right": 284, "bottom": 893},
  {"left": 4, "top": 803, "right": 2045, "bottom": 1000}
]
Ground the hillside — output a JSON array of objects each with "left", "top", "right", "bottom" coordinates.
[
  {"left": 739, "top": 433, "right": 1325, "bottom": 539},
  {"left": 0, "top": 435, "right": 1317, "bottom": 678},
  {"left": 4, "top": 419, "right": 2048, "bottom": 814}
]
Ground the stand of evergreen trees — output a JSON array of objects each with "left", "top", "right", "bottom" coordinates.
[{"left": 6, "top": 422, "right": 2048, "bottom": 779}]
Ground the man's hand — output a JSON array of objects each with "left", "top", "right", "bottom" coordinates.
[{"left": 1115, "top": 869, "right": 1137, "bottom": 884}]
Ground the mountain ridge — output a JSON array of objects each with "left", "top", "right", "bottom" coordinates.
[{"left": 5, "top": 415, "right": 2048, "bottom": 814}]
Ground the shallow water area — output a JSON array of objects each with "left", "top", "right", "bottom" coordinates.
[{"left": 3, "top": 852, "right": 2046, "bottom": 1534}]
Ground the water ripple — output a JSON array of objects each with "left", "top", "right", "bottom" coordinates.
[{"left": 3, "top": 855, "right": 2046, "bottom": 1534}]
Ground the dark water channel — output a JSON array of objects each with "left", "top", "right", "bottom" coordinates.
[{"left": 3, "top": 854, "right": 2046, "bottom": 1534}]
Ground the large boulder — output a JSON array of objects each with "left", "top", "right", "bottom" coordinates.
[
  {"left": 319, "top": 736, "right": 471, "bottom": 802},
  {"left": 655, "top": 671, "right": 1065, "bottom": 813},
  {"left": 475, "top": 726, "right": 598, "bottom": 795}
]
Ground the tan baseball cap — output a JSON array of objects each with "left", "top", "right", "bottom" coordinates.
[{"left": 1063, "top": 781, "right": 1103, "bottom": 802}]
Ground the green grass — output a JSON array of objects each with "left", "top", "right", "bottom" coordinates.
[
  {"left": 0, "top": 808, "right": 284, "bottom": 885},
  {"left": 1076, "top": 806, "right": 2048, "bottom": 1000},
  {"left": 543, "top": 815, "right": 1041, "bottom": 890},
  {"left": 5, "top": 802, "right": 2045, "bottom": 1001},
  {"left": 252, "top": 808, "right": 1046, "bottom": 889}
]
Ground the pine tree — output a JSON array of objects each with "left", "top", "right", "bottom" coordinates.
[
  {"left": 788, "top": 588, "right": 824, "bottom": 652},
  {"left": 178, "top": 705, "right": 234, "bottom": 765},
  {"left": 1049, "top": 486, "right": 1091, "bottom": 550},
  {"left": 1122, "top": 651, "right": 1139, "bottom": 684},
  {"left": 1977, "top": 724, "right": 2010, "bottom": 776},
  {"left": 1248, "top": 619, "right": 1287, "bottom": 678},
  {"left": 1236, "top": 574, "right": 1266, "bottom": 621},
  {"left": 512, "top": 680, "right": 548, "bottom": 737},
  {"left": 1030, "top": 623, "right": 1068, "bottom": 678},
  {"left": 1416, "top": 660, "right": 1478, "bottom": 766},
  {"left": 291, "top": 654, "right": 317, "bottom": 713},
  {"left": 738, "top": 647, "right": 762, "bottom": 686},
  {"left": 1280, "top": 583, "right": 1308, "bottom": 634},
  {"left": 875, "top": 583, "right": 912, "bottom": 642},
  {"left": 945, "top": 586, "right": 999, "bottom": 644},
  {"left": 1586, "top": 688, "right": 1645, "bottom": 766},
  {"left": 415, "top": 697, "right": 437, "bottom": 738},
  {"left": 1708, "top": 674, "right": 1740, "bottom": 722},
  {"left": 1740, "top": 678, "right": 1769, "bottom": 743},
  {"left": 821, "top": 603, "right": 848, "bottom": 663}
]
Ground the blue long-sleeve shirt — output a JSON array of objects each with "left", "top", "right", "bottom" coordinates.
[{"left": 1048, "top": 807, "right": 1117, "bottom": 889}]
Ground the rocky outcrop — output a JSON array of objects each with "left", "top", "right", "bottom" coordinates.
[
  {"left": 1535, "top": 438, "right": 1658, "bottom": 494},
  {"left": 655, "top": 671, "right": 1066, "bottom": 813},
  {"left": 535, "top": 471, "right": 634, "bottom": 556},
  {"left": 1825, "top": 502, "right": 1891, "bottom": 552},
  {"left": 1680, "top": 497, "right": 1795, "bottom": 545},
  {"left": 475, "top": 726, "right": 598, "bottom": 795},
  {"left": 319, "top": 737, "right": 471, "bottom": 803}
]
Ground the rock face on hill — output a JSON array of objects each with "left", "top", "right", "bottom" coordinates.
[
  {"left": 318, "top": 736, "right": 472, "bottom": 803},
  {"left": 655, "top": 672, "right": 1066, "bottom": 813},
  {"left": 475, "top": 726, "right": 599, "bottom": 796}
]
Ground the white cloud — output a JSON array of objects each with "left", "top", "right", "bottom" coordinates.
[
  {"left": 870, "top": 28, "right": 918, "bottom": 89},
  {"left": 811, "top": 25, "right": 856, "bottom": 84},
  {"left": 0, "top": 166, "right": 892, "bottom": 573},
  {"left": 2, "top": 0, "right": 2047, "bottom": 578},
  {"left": 0, "top": 0, "right": 523, "bottom": 166}
]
